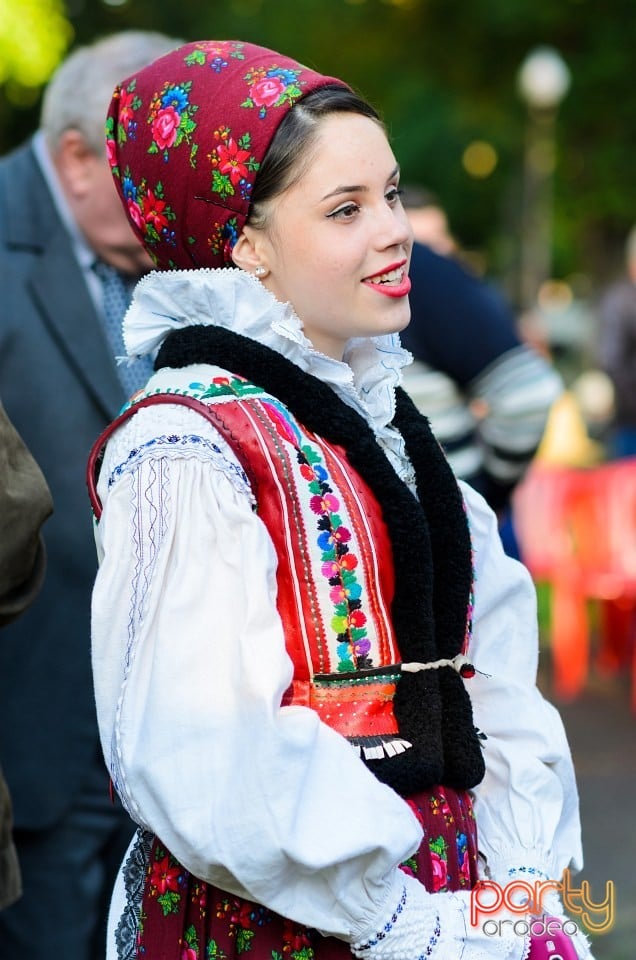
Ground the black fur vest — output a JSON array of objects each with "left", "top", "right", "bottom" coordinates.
[{"left": 156, "top": 325, "right": 485, "bottom": 796}]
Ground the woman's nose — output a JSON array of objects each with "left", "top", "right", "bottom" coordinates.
[{"left": 376, "top": 201, "right": 413, "bottom": 251}]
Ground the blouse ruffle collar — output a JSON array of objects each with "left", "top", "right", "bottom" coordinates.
[{"left": 123, "top": 268, "right": 413, "bottom": 432}]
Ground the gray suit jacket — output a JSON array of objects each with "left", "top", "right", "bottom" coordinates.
[{"left": 0, "top": 140, "right": 127, "bottom": 828}]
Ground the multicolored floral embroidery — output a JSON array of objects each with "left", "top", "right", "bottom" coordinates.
[
  {"left": 134, "top": 792, "right": 477, "bottom": 955},
  {"left": 285, "top": 418, "right": 370, "bottom": 671},
  {"left": 249, "top": 398, "right": 370, "bottom": 672},
  {"left": 188, "top": 376, "right": 265, "bottom": 401},
  {"left": 147, "top": 79, "right": 199, "bottom": 164},
  {"left": 207, "top": 126, "right": 260, "bottom": 202},
  {"left": 185, "top": 40, "right": 246, "bottom": 72},
  {"left": 189, "top": 880, "right": 209, "bottom": 920},
  {"left": 182, "top": 923, "right": 202, "bottom": 960},
  {"left": 107, "top": 40, "right": 343, "bottom": 269},
  {"left": 105, "top": 115, "right": 119, "bottom": 176},
  {"left": 429, "top": 790, "right": 453, "bottom": 823},
  {"left": 215, "top": 897, "right": 271, "bottom": 953},
  {"left": 147, "top": 846, "right": 186, "bottom": 915},
  {"left": 120, "top": 166, "right": 176, "bottom": 247},
  {"left": 241, "top": 63, "right": 307, "bottom": 119},
  {"left": 281, "top": 921, "right": 314, "bottom": 960},
  {"left": 106, "top": 79, "right": 142, "bottom": 168},
  {"left": 400, "top": 791, "right": 475, "bottom": 891},
  {"left": 428, "top": 835, "right": 449, "bottom": 892},
  {"left": 207, "top": 216, "right": 240, "bottom": 263},
  {"left": 456, "top": 831, "right": 472, "bottom": 886}
]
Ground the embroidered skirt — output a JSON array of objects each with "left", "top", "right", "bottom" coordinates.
[{"left": 111, "top": 787, "right": 478, "bottom": 960}]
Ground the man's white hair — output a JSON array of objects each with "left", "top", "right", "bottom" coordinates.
[{"left": 41, "top": 30, "right": 182, "bottom": 155}]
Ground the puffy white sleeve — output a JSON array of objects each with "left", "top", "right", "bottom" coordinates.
[
  {"left": 461, "top": 480, "right": 584, "bottom": 884},
  {"left": 91, "top": 403, "right": 423, "bottom": 942}
]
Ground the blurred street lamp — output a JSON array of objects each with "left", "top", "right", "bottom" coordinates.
[{"left": 517, "top": 46, "right": 571, "bottom": 310}]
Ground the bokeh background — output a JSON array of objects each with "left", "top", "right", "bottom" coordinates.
[
  {"left": 3, "top": 0, "right": 635, "bottom": 286},
  {"left": 4, "top": 0, "right": 636, "bottom": 395},
  {"left": 2, "top": 1, "right": 634, "bottom": 957}
]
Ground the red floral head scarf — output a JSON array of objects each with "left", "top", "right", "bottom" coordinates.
[{"left": 106, "top": 40, "right": 347, "bottom": 270}]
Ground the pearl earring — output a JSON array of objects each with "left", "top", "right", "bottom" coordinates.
[{"left": 254, "top": 265, "right": 267, "bottom": 278}]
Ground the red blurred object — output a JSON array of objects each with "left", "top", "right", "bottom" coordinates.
[{"left": 513, "top": 459, "right": 636, "bottom": 709}]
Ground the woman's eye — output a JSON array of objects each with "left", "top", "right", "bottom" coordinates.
[
  {"left": 327, "top": 202, "right": 360, "bottom": 221},
  {"left": 385, "top": 187, "right": 403, "bottom": 205}
]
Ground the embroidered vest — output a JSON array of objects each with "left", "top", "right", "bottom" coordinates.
[{"left": 88, "top": 326, "right": 486, "bottom": 796}]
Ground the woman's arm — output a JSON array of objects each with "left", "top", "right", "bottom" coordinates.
[
  {"left": 462, "top": 479, "right": 583, "bottom": 885},
  {"left": 91, "top": 403, "right": 422, "bottom": 941}
]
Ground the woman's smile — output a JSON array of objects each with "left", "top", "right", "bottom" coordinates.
[
  {"left": 361, "top": 260, "right": 412, "bottom": 298},
  {"left": 247, "top": 112, "right": 413, "bottom": 360}
]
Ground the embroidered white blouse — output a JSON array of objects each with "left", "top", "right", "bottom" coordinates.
[{"left": 92, "top": 269, "right": 585, "bottom": 957}]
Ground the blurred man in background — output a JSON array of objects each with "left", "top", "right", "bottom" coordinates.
[
  {"left": 0, "top": 30, "right": 180, "bottom": 959},
  {"left": 400, "top": 185, "right": 563, "bottom": 525},
  {"left": 597, "top": 224, "right": 636, "bottom": 459}
]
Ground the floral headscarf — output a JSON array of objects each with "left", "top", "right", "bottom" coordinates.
[{"left": 106, "top": 40, "right": 347, "bottom": 270}]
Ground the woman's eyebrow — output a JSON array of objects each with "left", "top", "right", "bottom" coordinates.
[
  {"left": 321, "top": 183, "right": 367, "bottom": 201},
  {"left": 320, "top": 164, "right": 400, "bottom": 202}
]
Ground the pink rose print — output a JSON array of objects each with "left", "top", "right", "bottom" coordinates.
[
  {"left": 181, "top": 948, "right": 196, "bottom": 960},
  {"left": 250, "top": 76, "right": 286, "bottom": 108},
  {"left": 152, "top": 105, "right": 181, "bottom": 150},
  {"left": 430, "top": 852, "right": 447, "bottom": 892},
  {"left": 127, "top": 200, "right": 144, "bottom": 231},
  {"left": 106, "top": 138, "right": 117, "bottom": 169}
]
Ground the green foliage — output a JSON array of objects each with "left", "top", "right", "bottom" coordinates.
[
  {"left": 3, "top": 0, "right": 635, "bottom": 287},
  {"left": 0, "top": 0, "right": 72, "bottom": 87}
]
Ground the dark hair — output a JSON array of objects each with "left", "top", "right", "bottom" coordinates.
[{"left": 247, "top": 84, "right": 382, "bottom": 228}]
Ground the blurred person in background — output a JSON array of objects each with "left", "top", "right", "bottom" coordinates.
[
  {"left": 397, "top": 185, "right": 458, "bottom": 257},
  {"left": 399, "top": 185, "right": 563, "bottom": 553},
  {"left": 0, "top": 402, "right": 53, "bottom": 911},
  {"left": 0, "top": 29, "right": 180, "bottom": 960},
  {"left": 597, "top": 223, "right": 636, "bottom": 459}
]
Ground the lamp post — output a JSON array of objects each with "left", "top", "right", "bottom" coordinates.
[{"left": 517, "top": 46, "right": 571, "bottom": 310}]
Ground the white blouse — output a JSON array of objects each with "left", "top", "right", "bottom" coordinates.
[{"left": 91, "top": 269, "right": 584, "bottom": 955}]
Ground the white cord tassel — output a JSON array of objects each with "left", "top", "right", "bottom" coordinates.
[{"left": 401, "top": 654, "right": 476, "bottom": 678}]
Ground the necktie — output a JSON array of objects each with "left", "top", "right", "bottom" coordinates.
[{"left": 92, "top": 260, "right": 154, "bottom": 398}]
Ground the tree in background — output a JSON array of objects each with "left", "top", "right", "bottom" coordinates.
[
  {"left": 2, "top": 0, "right": 635, "bottom": 294},
  {"left": 0, "top": 0, "right": 72, "bottom": 140}
]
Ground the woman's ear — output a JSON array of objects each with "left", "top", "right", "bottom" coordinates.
[{"left": 231, "top": 227, "right": 267, "bottom": 274}]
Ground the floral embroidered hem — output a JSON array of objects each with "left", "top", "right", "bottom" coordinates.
[{"left": 114, "top": 787, "right": 477, "bottom": 960}]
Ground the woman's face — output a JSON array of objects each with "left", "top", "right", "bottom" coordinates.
[{"left": 253, "top": 113, "right": 413, "bottom": 360}]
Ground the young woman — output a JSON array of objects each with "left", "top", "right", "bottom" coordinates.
[{"left": 89, "top": 40, "right": 592, "bottom": 960}]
